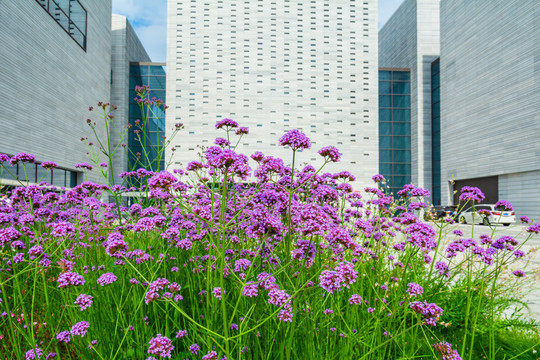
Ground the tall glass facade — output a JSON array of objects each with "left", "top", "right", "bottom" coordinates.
[
  {"left": 379, "top": 69, "right": 411, "bottom": 196},
  {"left": 128, "top": 63, "right": 166, "bottom": 173},
  {"left": 431, "top": 59, "right": 441, "bottom": 205}
]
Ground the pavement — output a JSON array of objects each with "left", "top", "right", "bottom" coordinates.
[{"left": 439, "top": 222, "right": 540, "bottom": 323}]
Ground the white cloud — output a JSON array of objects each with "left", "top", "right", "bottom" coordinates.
[
  {"left": 378, "top": 0, "right": 406, "bottom": 30},
  {"left": 112, "top": 0, "right": 167, "bottom": 62}
]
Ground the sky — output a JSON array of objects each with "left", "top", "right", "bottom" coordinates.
[{"left": 112, "top": 0, "right": 405, "bottom": 63}]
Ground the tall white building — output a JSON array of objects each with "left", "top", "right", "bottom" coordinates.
[{"left": 166, "top": 0, "right": 379, "bottom": 188}]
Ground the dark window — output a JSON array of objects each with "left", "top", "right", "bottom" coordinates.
[{"left": 35, "top": 0, "right": 87, "bottom": 50}]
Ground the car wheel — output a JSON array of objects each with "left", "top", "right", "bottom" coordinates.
[
  {"left": 459, "top": 216, "right": 466, "bottom": 224},
  {"left": 482, "top": 218, "right": 490, "bottom": 226}
]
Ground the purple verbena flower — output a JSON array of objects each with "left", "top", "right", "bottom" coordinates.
[
  {"left": 25, "top": 347, "right": 43, "bottom": 360},
  {"left": 319, "top": 270, "right": 345, "bottom": 293},
  {"left": 433, "top": 341, "right": 462, "bottom": 360},
  {"left": 215, "top": 118, "right": 239, "bottom": 129},
  {"left": 202, "top": 351, "right": 219, "bottom": 360},
  {"left": 520, "top": 216, "right": 530, "bottom": 224},
  {"left": 407, "top": 283, "right": 424, "bottom": 297},
  {"left": 235, "top": 127, "right": 249, "bottom": 135},
  {"left": 74, "top": 294, "right": 93, "bottom": 311},
  {"left": 56, "top": 330, "right": 71, "bottom": 343},
  {"left": 372, "top": 174, "right": 385, "bottom": 183},
  {"left": 57, "top": 272, "right": 85, "bottom": 289},
  {"left": 526, "top": 223, "right": 540, "bottom": 234},
  {"left": 148, "top": 334, "right": 173, "bottom": 358},
  {"left": 74, "top": 163, "right": 93, "bottom": 171},
  {"left": 40, "top": 161, "right": 57, "bottom": 169},
  {"left": 459, "top": 186, "right": 485, "bottom": 203},
  {"left": 212, "top": 287, "right": 223, "bottom": 300},
  {"left": 349, "top": 294, "right": 363, "bottom": 305},
  {"left": 71, "top": 321, "right": 90, "bottom": 337},
  {"left": 279, "top": 129, "right": 311, "bottom": 151},
  {"left": 10, "top": 153, "right": 36, "bottom": 166},
  {"left": 96, "top": 272, "right": 117, "bottom": 286},
  {"left": 189, "top": 343, "right": 200, "bottom": 355},
  {"left": 242, "top": 282, "right": 258, "bottom": 297},
  {"left": 409, "top": 301, "right": 443, "bottom": 326},
  {"left": 318, "top": 146, "right": 341, "bottom": 162},
  {"left": 495, "top": 200, "right": 513, "bottom": 211}
]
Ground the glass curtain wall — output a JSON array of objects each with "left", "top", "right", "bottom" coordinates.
[
  {"left": 431, "top": 59, "right": 441, "bottom": 205},
  {"left": 128, "top": 63, "right": 166, "bottom": 173},
  {"left": 379, "top": 69, "right": 412, "bottom": 196}
]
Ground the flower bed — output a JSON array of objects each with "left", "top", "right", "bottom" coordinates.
[{"left": 0, "top": 104, "right": 538, "bottom": 360}]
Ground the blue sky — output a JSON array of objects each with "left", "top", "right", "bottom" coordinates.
[{"left": 112, "top": 0, "right": 404, "bottom": 63}]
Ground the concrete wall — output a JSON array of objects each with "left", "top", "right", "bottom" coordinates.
[
  {"left": 378, "top": 0, "right": 440, "bottom": 191},
  {"left": 499, "top": 171, "right": 540, "bottom": 221},
  {"left": 440, "top": 0, "right": 540, "bottom": 218},
  {"left": 166, "top": 0, "right": 379, "bottom": 189},
  {"left": 0, "top": 0, "right": 112, "bottom": 184},
  {"left": 111, "top": 14, "right": 151, "bottom": 183}
]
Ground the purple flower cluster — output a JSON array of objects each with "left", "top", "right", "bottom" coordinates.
[
  {"left": 459, "top": 186, "right": 485, "bottom": 203},
  {"left": 96, "top": 272, "right": 117, "bottom": 286},
  {"left": 74, "top": 294, "right": 93, "bottom": 311},
  {"left": 406, "top": 283, "right": 424, "bottom": 297},
  {"left": 495, "top": 200, "right": 513, "bottom": 211},
  {"left": 279, "top": 129, "right": 311, "bottom": 151},
  {"left": 202, "top": 351, "right": 219, "bottom": 360},
  {"left": 318, "top": 146, "right": 341, "bottom": 162},
  {"left": 148, "top": 334, "right": 174, "bottom": 358},
  {"left": 349, "top": 294, "right": 363, "bottom": 305},
  {"left": 433, "top": 341, "right": 462, "bottom": 360},
  {"left": 319, "top": 262, "right": 357, "bottom": 293},
  {"left": 9, "top": 152, "right": 36, "bottom": 166},
  {"left": 410, "top": 301, "right": 443, "bottom": 326},
  {"left": 215, "top": 118, "right": 239, "bottom": 129},
  {"left": 56, "top": 330, "right": 71, "bottom": 343},
  {"left": 71, "top": 321, "right": 90, "bottom": 337},
  {"left": 57, "top": 272, "right": 85, "bottom": 289},
  {"left": 105, "top": 232, "right": 129, "bottom": 258}
]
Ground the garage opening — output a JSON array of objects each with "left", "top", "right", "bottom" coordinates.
[{"left": 453, "top": 176, "right": 498, "bottom": 204}]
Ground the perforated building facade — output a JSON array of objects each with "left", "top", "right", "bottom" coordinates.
[{"left": 166, "top": 0, "right": 379, "bottom": 188}]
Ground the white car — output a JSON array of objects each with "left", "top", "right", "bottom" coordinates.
[{"left": 457, "top": 204, "right": 515, "bottom": 226}]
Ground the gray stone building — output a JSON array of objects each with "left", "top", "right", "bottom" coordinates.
[
  {"left": 378, "top": 0, "right": 441, "bottom": 198},
  {"left": 111, "top": 14, "right": 152, "bottom": 184},
  {"left": 166, "top": 0, "right": 379, "bottom": 189},
  {"left": 439, "top": 0, "right": 540, "bottom": 220},
  {"left": 0, "top": 0, "right": 112, "bottom": 185},
  {"left": 0, "top": 2, "right": 154, "bottom": 188}
]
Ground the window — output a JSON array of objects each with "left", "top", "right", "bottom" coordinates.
[{"left": 35, "top": 0, "right": 87, "bottom": 50}]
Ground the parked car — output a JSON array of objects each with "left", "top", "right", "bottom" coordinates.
[
  {"left": 427, "top": 205, "right": 457, "bottom": 220},
  {"left": 457, "top": 204, "right": 515, "bottom": 226}
]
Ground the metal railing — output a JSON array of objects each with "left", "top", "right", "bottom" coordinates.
[{"left": 36, "top": 0, "right": 87, "bottom": 51}]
